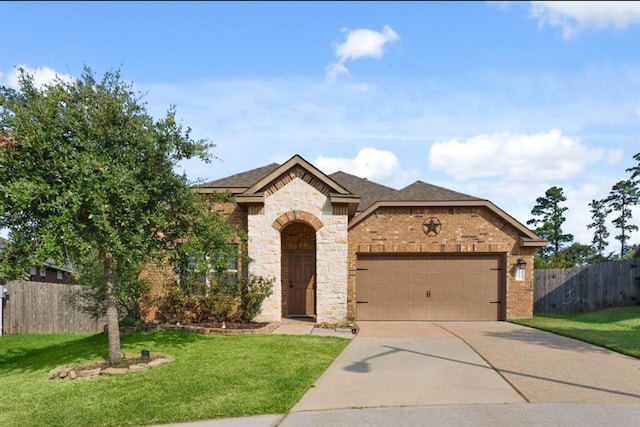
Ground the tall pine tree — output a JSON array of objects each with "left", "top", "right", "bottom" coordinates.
[
  {"left": 606, "top": 179, "right": 639, "bottom": 258},
  {"left": 586, "top": 198, "right": 611, "bottom": 260},
  {"left": 527, "top": 186, "right": 574, "bottom": 264}
]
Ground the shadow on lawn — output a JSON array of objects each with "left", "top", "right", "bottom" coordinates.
[
  {"left": 0, "top": 334, "right": 107, "bottom": 372},
  {"left": 121, "top": 329, "right": 205, "bottom": 348},
  {"left": 0, "top": 330, "right": 204, "bottom": 373}
]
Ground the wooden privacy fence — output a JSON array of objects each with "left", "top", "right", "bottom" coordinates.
[
  {"left": 534, "top": 259, "right": 640, "bottom": 314},
  {"left": 2, "top": 281, "right": 105, "bottom": 334}
]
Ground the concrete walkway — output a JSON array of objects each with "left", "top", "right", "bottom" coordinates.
[
  {"left": 270, "top": 319, "right": 356, "bottom": 339},
  {"left": 152, "top": 321, "right": 640, "bottom": 427}
]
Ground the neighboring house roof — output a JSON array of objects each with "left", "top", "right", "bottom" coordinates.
[
  {"left": 194, "top": 154, "right": 546, "bottom": 245},
  {"left": 0, "top": 236, "right": 75, "bottom": 273}
]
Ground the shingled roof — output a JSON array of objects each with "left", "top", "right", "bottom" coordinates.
[
  {"left": 199, "top": 163, "right": 280, "bottom": 191},
  {"left": 198, "top": 159, "right": 485, "bottom": 211},
  {"left": 192, "top": 156, "right": 544, "bottom": 244},
  {"left": 391, "top": 181, "right": 481, "bottom": 202},
  {"left": 329, "top": 171, "right": 397, "bottom": 212}
]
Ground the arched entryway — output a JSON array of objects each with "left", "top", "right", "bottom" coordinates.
[{"left": 280, "top": 222, "right": 317, "bottom": 318}]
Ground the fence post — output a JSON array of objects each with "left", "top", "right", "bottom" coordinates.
[{"left": 0, "top": 281, "right": 8, "bottom": 336}]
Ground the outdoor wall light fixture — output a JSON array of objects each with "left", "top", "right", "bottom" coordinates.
[{"left": 515, "top": 258, "right": 526, "bottom": 281}]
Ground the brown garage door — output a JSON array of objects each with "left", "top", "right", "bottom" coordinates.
[{"left": 356, "top": 255, "right": 503, "bottom": 321}]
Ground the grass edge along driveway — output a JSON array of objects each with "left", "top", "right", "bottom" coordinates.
[
  {"left": 0, "top": 330, "right": 350, "bottom": 427},
  {"left": 512, "top": 305, "right": 640, "bottom": 359}
]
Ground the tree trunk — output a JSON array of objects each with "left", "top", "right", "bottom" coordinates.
[{"left": 105, "top": 255, "right": 121, "bottom": 364}]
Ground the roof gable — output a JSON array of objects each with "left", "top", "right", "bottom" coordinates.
[{"left": 243, "top": 155, "right": 353, "bottom": 196}]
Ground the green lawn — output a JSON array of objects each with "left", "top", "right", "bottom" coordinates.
[
  {"left": 0, "top": 331, "right": 349, "bottom": 427},
  {"left": 512, "top": 305, "right": 640, "bottom": 358}
]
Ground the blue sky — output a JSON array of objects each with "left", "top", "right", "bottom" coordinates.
[{"left": 2, "top": 1, "right": 640, "bottom": 249}]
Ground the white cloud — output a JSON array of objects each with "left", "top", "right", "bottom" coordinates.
[
  {"left": 530, "top": 1, "right": 640, "bottom": 38},
  {"left": 4, "top": 65, "right": 73, "bottom": 89},
  {"left": 606, "top": 149, "right": 624, "bottom": 166},
  {"left": 325, "top": 62, "right": 349, "bottom": 82},
  {"left": 314, "top": 148, "right": 413, "bottom": 188},
  {"left": 326, "top": 25, "right": 399, "bottom": 82},
  {"left": 335, "top": 25, "right": 399, "bottom": 61},
  {"left": 429, "top": 129, "right": 604, "bottom": 182},
  {"left": 635, "top": 107, "right": 640, "bottom": 119}
]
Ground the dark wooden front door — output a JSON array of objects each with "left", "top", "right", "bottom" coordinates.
[{"left": 289, "top": 251, "right": 316, "bottom": 316}]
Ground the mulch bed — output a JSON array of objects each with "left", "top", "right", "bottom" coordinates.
[
  {"left": 115, "top": 321, "right": 277, "bottom": 336},
  {"left": 179, "top": 322, "right": 269, "bottom": 330}
]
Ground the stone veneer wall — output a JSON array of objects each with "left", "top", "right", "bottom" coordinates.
[
  {"left": 347, "top": 206, "right": 535, "bottom": 320},
  {"left": 248, "top": 177, "right": 349, "bottom": 323}
]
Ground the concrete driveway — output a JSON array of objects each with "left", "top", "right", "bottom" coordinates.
[
  {"left": 281, "top": 321, "right": 640, "bottom": 426},
  {"left": 156, "top": 321, "right": 640, "bottom": 427},
  {"left": 292, "top": 321, "right": 640, "bottom": 411}
]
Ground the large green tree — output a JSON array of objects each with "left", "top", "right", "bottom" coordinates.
[
  {"left": 0, "top": 67, "right": 213, "bottom": 363},
  {"left": 605, "top": 179, "right": 639, "bottom": 258},
  {"left": 527, "top": 186, "right": 574, "bottom": 260}
]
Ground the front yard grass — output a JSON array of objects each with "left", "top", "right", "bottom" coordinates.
[
  {"left": 512, "top": 305, "right": 640, "bottom": 358},
  {"left": 0, "top": 330, "right": 350, "bottom": 427}
]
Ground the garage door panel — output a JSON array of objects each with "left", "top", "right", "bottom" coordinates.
[
  {"left": 357, "top": 255, "right": 502, "bottom": 321},
  {"left": 409, "top": 289, "right": 427, "bottom": 303},
  {"left": 409, "top": 307, "right": 427, "bottom": 320},
  {"left": 357, "top": 305, "right": 376, "bottom": 319},
  {"left": 358, "top": 290, "right": 374, "bottom": 302},
  {"left": 446, "top": 290, "right": 464, "bottom": 302},
  {"left": 378, "top": 306, "right": 409, "bottom": 320},
  {"left": 427, "top": 306, "right": 446, "bottom": 320},
  {"left": 409, "top": 272, "right": 427, "bottom": 285},
  {"left": 466, "top": 290, "right": 483, "bottom": 302},
  {"left": 374, "top": 290, "right": 394, "bottom": 302},
  {"left": 394, "top": 290, "right": 409, "bottom": 301}
]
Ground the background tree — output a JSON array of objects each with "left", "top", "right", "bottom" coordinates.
[
  {"left": 0, "top": 67, "right": 213, "bottom": 364},
  {"left": 586, "top": 198, "right": 611, "bottom": 262},
  {"left": 554, "top": 243, "right": 599, "bottom": 268},
  {"left": 626, "top": 152, "right": 640, "bottom": 182},
  {"left": 605, "top": 179, "right": 639, "bottom": 258},
  {"left": 527, "top": 186, "right": 574, "bottom": 264}
]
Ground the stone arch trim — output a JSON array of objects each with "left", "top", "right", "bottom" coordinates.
[{"left": 272, "top": 210, "right": 324, "bottom": 232}]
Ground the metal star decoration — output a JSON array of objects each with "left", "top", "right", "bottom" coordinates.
[{"left": 422, "top": 217, "right": 442, "bottom": 236}]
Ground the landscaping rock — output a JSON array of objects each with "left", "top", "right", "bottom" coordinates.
[
  {"left": 48, "top": 365, "right": 73, "bottom": 379},
  {"left": 102, "top": 367, "right": 129, "bottom": 376},
  {"left": 77, "top": 368, "right": 101, "bottom": 378},
  {"left": 147, "top": 357, "right": 171, "bottom": 368},
  {"left": 128, "top": 364, "right": 148, "bottom": 373},
  {"left": 48, "top": 352, "right": 175, "bottom": 380}
]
